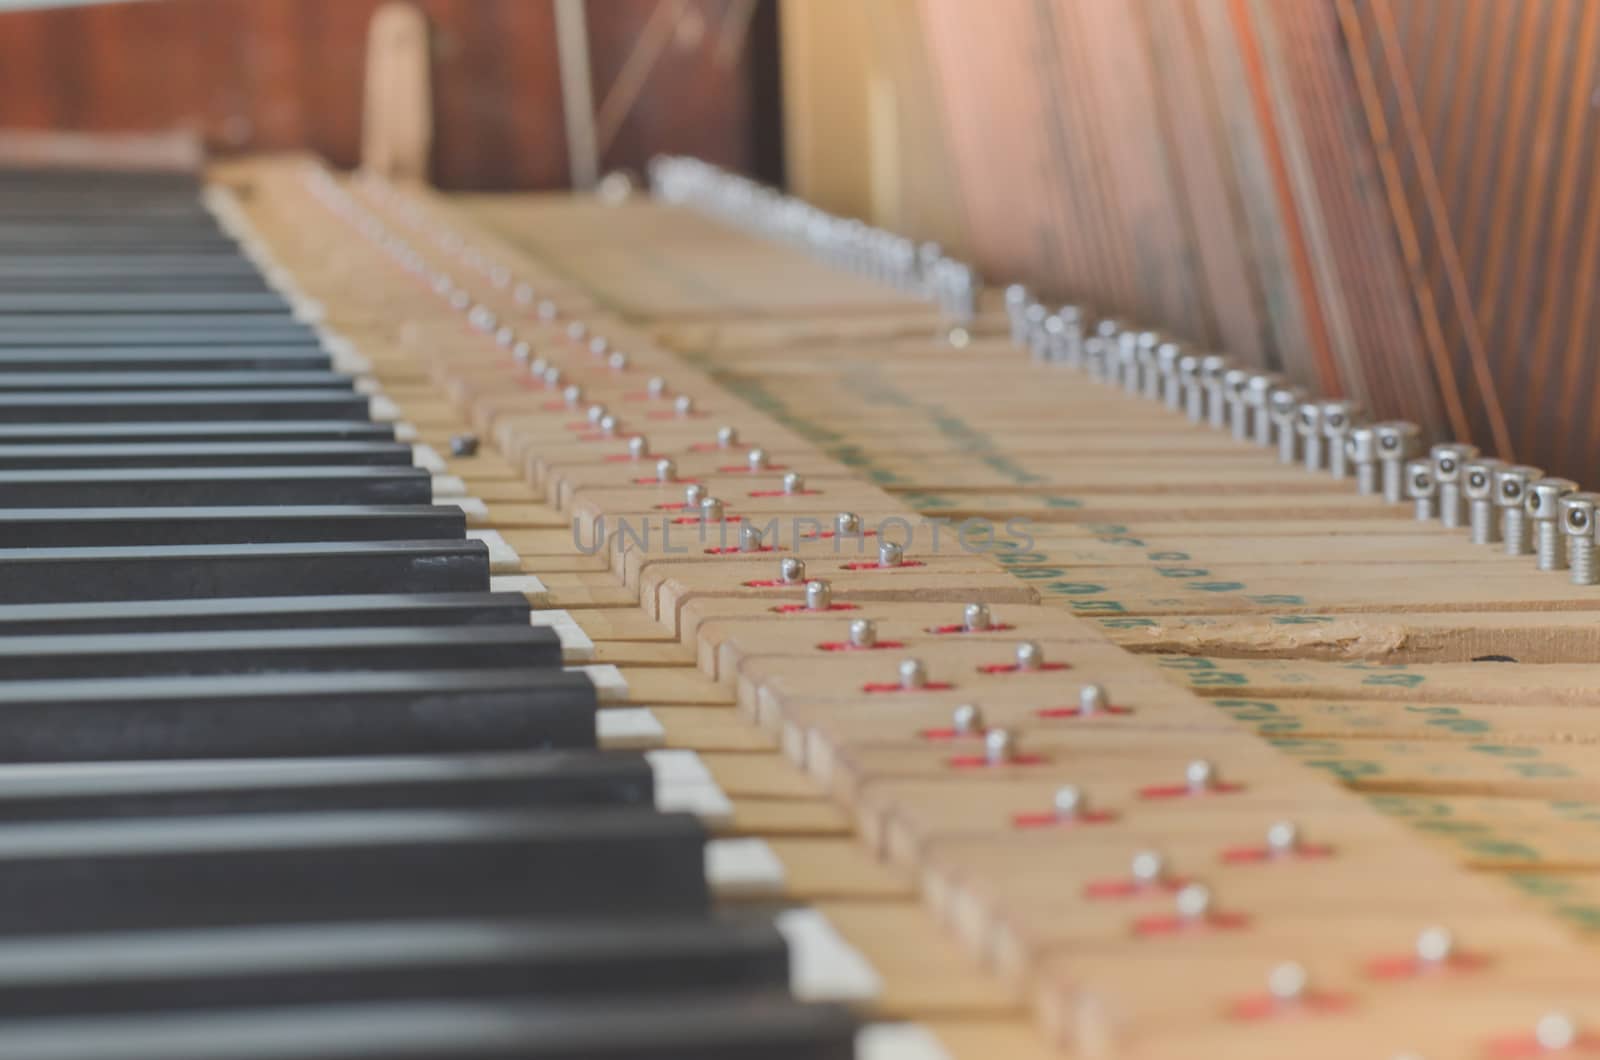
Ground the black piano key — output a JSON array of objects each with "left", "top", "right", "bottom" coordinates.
[
  {"left": 0, "top": 540, "right": 488, "bottom": 602},
  {"left": 0, "top": 275, "right": 275, "bottom": 295},
  {"left": 0, "top": 917, "right": 789, "bottom": 1016},
  {"left": 0, "top": 750, "right": 653, "bottom": 821},
  {"left": 0, "top": 390, "right": 372, "bottom": 421},
  {"left": 0, "top": 370, "right": 353, "bottom": 391},
  {"left": 0, "top": 441, "right": 414, "bottom": 470},
  {"left": 0, "top": 466, "right": 432, "bottom": 507},
  {"left": 0, "top": 995, "right": 855, "bottom": 1060},
  {"left": 0, "top": 592, "right": 530, "bottom": 635},
  {"left": 0, "top": 668, "right": 597, "bottom": 761},
  {"left": 0, "top": 255, "right": 263, "bottom": 276},
  {"left": 0, "top": 321, "right": 319, "bottom": 347},
  {"left": 0, "top": 807, "right": 706, "bottom": 933},
  {"left": 0, "top": 420, "right": 395, "bottom": 444},
  {"left": 0, "top": 505, "right": 464, "bottom": 547},
  {"left": 0, "top": 346, "right": 331, "bottom": 372},
  {"left": 0, "top": 625, "right": 563, "bottom": 680},
  {"left": 0, "top": 293, "right": 289, "bottom": 314}
]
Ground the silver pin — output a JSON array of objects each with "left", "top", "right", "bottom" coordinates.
[
  {"left": 899, "top": 658, "right": 928, "bottom": 690},
  {"left": 1117, "top": 331, "right": 1141, "bottom": 393},
  {"left": 1528, "top": 477, "right": 1577, "bottom": 571},
  {"left": 467, "top": 304, "right": 495, "bottom": 332},
  {"left": 983, "top": 727, "right": 1016, "bottom": 766},
  {"left": 1496, "top": 465, "right": 1543, "bottom": 555},
  {"left": 513, "top": 342, "right": 533, "bottom": 366},
  {"left": 782, "top": 472, "right": 805, "bottom": 495},
  {"left": 1200, "top": 355, "right": 1231, "bottom": 429},
  {"left": 1297, "top": 403, "right": 1326, "bottom": 471},
  {"left": 1185, "top": 759, "right": 1218, "bottom": 794},
  {"left": 1430, "top": 443, "right": 1479, "bottom": 528},
  {"left": 542, "top": 366, "right": 562, "bottom": 388},
  {"left": 1078, "top": 683, "right": 1107, "bottom": 714},
  {"left": 1157, "top": 343, "right": 1184, "bottom": 409},
  {"left": 716, "top": 426, "right": 738, "bottom": 449},
  {"left": 805, "top": 579, "right": 832, "bottom": 610},
  {"left": 683, "top": 483, "right": 705, "bottom": 508},
  {"left": 586, "top": 404, "right": 607, "bottom": 427},
  {"left": 836, "top": 512, "right": 863, "bottom": 537},
  {"left": 607, "top": 351, "right": 628, "bottom": 372},
  {"left": 1131, "top": 850, "right": 1168, "bottom": 886},
  {"left": 1083, "top": 337, "right": 1110, "bottom": 383},
  {"left": 951, "top": 704, "right": 985, "bottom": 735},
  {"left": 562, "top": 384, "right": 583, "bottom": 408},
  {"left": 1056, "top": 307, "right": 1086, "bottom": 366},
  {"left": 1535, "top": 1013, "right": 1579, "bottom": 1052},
  {"left": 1321, "top": 401, "right": 1359, "bottom": 478},
  {"left": 655, "top": 458, "right": 677, "bottom": 484},
  {"left": 598, "top": 414, "right": 619, "bottom": 437},
  {"left": 699, "top": 496, "right": 725, "bottom": 523},
  {"left": 495, "top": 326, "right": 516, "bottom": 348},
  {"left": 780, "top": 558, "right": 806, "bottom": 584},
  {"left": 747, "top": 447, "right": 768, "bottom": 472},
  {"left": 1246, "top": 374, "right": 1283, "bottom": 446},
  {"left": 1178, "top": 355, "right": 1203, "bottom": 421},
  {"left": 531, "top": 354, "right": 548, "bottom": 377},
  {"left": 647, "top": 376, "right": 668, "bottom": 399},
  {"left": 1053, "top": 785, "right": 1087, "bottom": 821},
  {"left": 588, "top": 336, "right": 609, "bottom": 357},
  {"left": 1138, "top": 332, "right": 1163, "bottom": 399},
  {"left": 1347, "top": 427, "right": 1378, "bottom": 493},
  {"left": 1415, "top": 926, "right": 1454, "bottom": 966},
  {"left": 1267, "top": 962, "right": 1309, "bottom": 1004},
  {"left": 1014, "top": 641, "right": 1044, "bottom": 670},
  {"left": 964, "top": 602, "right": 992, "bottom": 632},
  {"left": 1223, "top": 369, "right": 1253, "bottom": 440},
  {"left": 1407, "top": 459, "right": 1437, "bottom": 521},
  {"left": 848, "top": 618, "right": 877, "bottom": 648},
  {"left": 1266, "top": 820, "right": 1300, "bottom": 857},
  {"left": 1004, "top": 285, "right": 1029, "bottom": 345},
  {"left": 626, "top": 436, "right": 649, "bottom": 460},
  {"left": 1562, "top": 492, "right": 1599, "bottom": 585},
  {"left": 739, "top": 524, "right": 764, "bottom": 552},
  {"left": 1175, "top": 883, "right": 1212, "bottom": 922},
  {"left": 674, "top": 395, "right": 695, "bottom": 417},
  {"left": 1463, "top": 459, "right": 1507, "bottom": 543},
  {"left": 878, "top": 541, "right": 905, "bottom": 568},
  {"left": 1270, "top": 386, "right": 1307, "bottom": 464}
]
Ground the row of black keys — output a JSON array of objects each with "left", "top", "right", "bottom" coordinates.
[{"left": 0, "top": 181, "right": 860, "bottom": 1058}]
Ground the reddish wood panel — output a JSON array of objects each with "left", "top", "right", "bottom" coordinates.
[{"left": 0, "top": 0, "right": 777, "bottom": 190}]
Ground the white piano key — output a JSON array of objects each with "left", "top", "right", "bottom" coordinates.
[
  {"left": 369, "top": 395, "right": 401, "bottom": 422},
  {"left": 705, "top": 838, "right": 785, "bottom": 898},
  {"left": 857, "top": 1025, "right": 953, "bottom": 1060},
  {"left": 354, "top": 377, "right": 383, "bottom": 396},
  {"left": 645, "top": 749, "right": 712, "bottom": 787},
  {"left": 391, "top": 421, "right": 420, "bottom": 443},
  {"left": 466, "top": 529, "right": 520, "bottom": 573},
  {"left": 658, "top": 782, "right": 733, "bottom": 827},
  {"left": 529, "top": 609, "right": 594, "bottom": 663},
  {"left": 573, "top": 663, "right": 628, "bottom": 703},
  {"left": 488, "top": 574, "right": 549, "bottom": 606},
  {"left": 596, "top": 707, "right": 664, "bottom": 749},
  {"left": 412, "top": 445, "right": 447, "bottom": 473},
  {"left": 445, "top": 496, "right": 488, "bottom": 522},
  {"left": 776, "top": 909, "right": 883, "bottom": 1003},
  {"left": 430, "top": 474, "right": 467, "bottom": 498}
]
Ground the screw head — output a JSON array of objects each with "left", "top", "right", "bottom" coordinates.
[
  {"left": 1200, "top": 354, "right": 1231, "bottom": 384},
  {"left": 1296, "top": 402, "right": 1325, "bottom": 436},
  {"left": 1245, "top": 373, "right": 1284, "bottom": 407},
  {"left": 1053, "top": 785, "right": 1086, "bottom": 819},
  {"left": 1269, "top": 386, "right": 1307, "bottom": 420},
  {"left": 542, "top": 366, "right": 562, "bottom": 388},
  {"left": 1267, "top": 962, "right": 1309, "bottom": 1002},
  {"left": 1462, "top": 459, "right": 1507, "bottom": 500},
  {"left": 963, "top": 603, "right": 992, "bottom": 632},
  {"left": 1321, "top": 400, "right": 1360, "bottom": 436},
  {"left": 983, "top": 727, "right": 1016, "bottom": 765},
  {"left": 898, "top": 658, "right": 927, "bottom": 689},
  {"left": 1130, "top": 850, "right": 1167, "bottom": 884},
  {"left": 674, "top": 394, "right": 695, "bottom": 417},
  {"left": 1430, "top": 442, "right": 1479, "bottom": 483},
  {"left": 1078, "top": 683, "right": 1107, "bottom": 714},
  {"left": 607, "top": 351, "right": 628, "bottom": 372},
  {"left": 698, "top": 496, "right": 724, "bottom": 522},
  {"left": 1406, "top": 459, "right": 1437, "bottom": 499},
  {"left": 1014, "top": 641, "right": 1043, "bottom": 670},
  {"left": 598, "top": 414, "right": 619, "bottom": 437},
  {"left": 1346, "top": 426, "right": 1377, "bottom": 463},
  {"left": 1535, "top": 1013, "right": 1578, "bottom": 1052},
  {"left": 562, "top": 383, "right": 583, "bottom": 408},
  {"left": 739, "top": 524, "right": 764, "bottom": 552},
  {"left": 805, "top": 579, "right": 832, "bottom": 610},
  {"left": 586, "top": 404, "right": 607, "bottom": 426},
  {"left": 647, "top": 376, "right": 668, "bottom": 398},
  {"left": 626, "top": 435, "right": 649, "bottom": 460},
  {"left": 684, "top": 483, "right": 705, "bottom": 507},
  {"left": 782, "top": 472, "right": 805, "bottom": 495},
  {"left": 716, "top": 426, "right": 738, "bottom": 449},
  {"left": 747, "top": 447, "right": 768, "bottom": 471},
  {"left": 1528, "top": 477, "right": 1578, "bottom": 517},
  {"left": 779, "top": 557, "right": 806, "bottom": 584},
  {"left": 951, "top": 704, "right": 984, "bottom": 735},
  {"left": 1415, "top": 926, "right": 1454, "bottom": 964},
  {"left": 1266, "top": 820, "right": 1300, "bottom": 855},
  {"left": 1185, "top": 759, "right": 1217, "bottom": 792},
  {"left": 1175, "top": 883, "right": 1212, "bottom": 920},
  {"left": 1494, "top": 465, "right": 1544, "bottom": 508},
  {"left": 878, "top": 541, "right": 904, "bottom": 568}
]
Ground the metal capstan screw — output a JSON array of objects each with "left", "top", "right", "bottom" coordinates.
[
  {"left": 1175, "top": 883, "right": 1212, "bottom": 922},
  {"left": 1562, "top": 492, "right": 1600, "bottom": 585},
  {"left": 1415, "top": 926, "right": 1454, "bottom": 967},
  {"left": 1528, "top": 477, "right": 1577, "bottom": 571},
  {"left": 1406, "top": 460, "right": 1437, "bottom": 521},
  {"left": 1265, "top": 820, "right": 1301, "bottom": 857},
  {"left": 598, "top": 413, "right": 620, "bottom": 438},
  {"left": 1078, "top": 683, "right": 1107, "bottom": 715},
  {"left": 951, "top": 704, "right": 985, "bottom": 736},
  {"left": 1373, "top": 422, "right": 1420, "bottom": 503},
  {"left": 898, "top": 658, "right": 928, "bottom": 690},
  {"left": 656, "top": 458, "right": 678, "bottom": 484},
  {"left": 562, "top": 383, "right": 583, "bottom": 408},
  {"left": 607, "top": 351, "right": 628, "bottom": 372},
  {"left": 1462, "top": 459, "right": 1507, "bottom": 544},
  {"left": 747, "top": 447, "right": 769, "bottom": 472},
  {"left": 1130, "top": 850, "right": 1168, "bottom": 887},
  {"left": 1430, "top": 443, "right": 1479, "bottom": 529},
  {"left": 848, "top": 618, "right": 877, "bottom": 648},
  {"left": 586, "top": 403, "right": 607, "bottom": 427},
  {"left": 983, "top": 728, "right": 1017, "bottom": 766},
  {"left": 716, "top": 425, "right": 739, "bottom": 449},
  {"left": 1347, "top": 427, "right": 1378, "bottom": 494},
  {"left": 836, "top": 512, "right": 864, "bottom": 537},
  {"left": 1245, "top": 374, "right": 1283, "bottom": 446},
  {"left": 674, "top": 394, "right": 695, "bottom": 418},
  {"left": 878, "top": 541, "right": 905, "bottom": 568},
  {"left": 699, "top": 496, "right": 725, "bottom": 523},
  {"left": 1200, "top": 355, "right": 1231, "bottom": 429},
  {"left": 1053, "top": 785, "right": 1088, "bottom": 822},
  {"left": 779, "top": 557, "right": 806, "bottom": 584},
  {"left": 805, "top": 579, "right": 832, "bottom": 610},
  {"left": 1535, "top": 1013, "right": 1579, "bottom": 1052},
  {"left": 626, "top": 435, "right": 649, "bottom": 461},
  {"left": 1014, "top": 641, "right": 1044, "bottom": 670},
  {"left": 1004, "top": 285, "right": 1030, "bottom": 345},
  {"left": 1297, "top": 403, "right": 1326, "bottom": 472},
  {"left": 683, "top": 481, "right": 705, "bottom": 508},
  {"left": 543, "top": 365, "right": 563, "bottom": 389},
  {"left": 1495, "top": 465, "right": 1543, "bottom": 556},
  {"left": 647, "top": 376, "right": 669, "bottom": 399},
  {"left": 1157, "top": 343, "right": 1183, "bottom": 409},
  {"left": 964, "top": 602, "right": 992, "bottom": 632},
  {"left": 1138, "top": 333, "right": 1163, "bottom": 401},
  {"left": 1267, "top": 963, "right": 1309, "bottom": 1004},
  {"left": 1270, "top": 386, "right": 1307, "bottom": 464},
  {"left": 1223, "top": 369, "right": 1253, "bottom": 440},
  {"left": 1321, "top": 401, "right": 1359, "bottom": 478},
  {"left": 1083, "top": 336, "right": 1109, "bottom": 383},
  {"left": 782, "top": 472, "right": 806, "bottom": 495},
  {"left": 1178, "top": 355, "right": 1203, "bottom": 421},
  {"left": 1185, "top": 759, "right": 1220, "bottom": 794}
]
